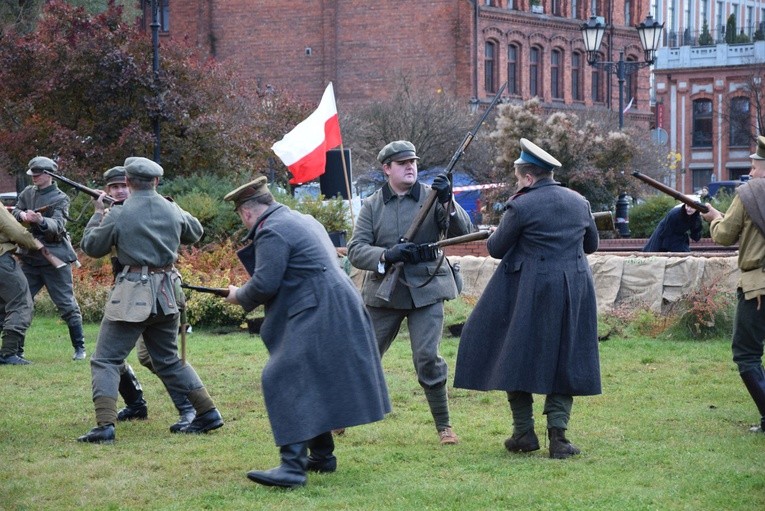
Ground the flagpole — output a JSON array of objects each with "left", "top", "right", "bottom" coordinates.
[{"left": 339, "top": 142, "right": 355, "bottom": 226}]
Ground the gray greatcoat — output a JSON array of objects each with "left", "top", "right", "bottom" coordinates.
[
  {"left": 454, "top": 178, "right": 602, "bottom": 396},
  {"left": 235, "top": 203, "right": 391, "bottom": 446}
]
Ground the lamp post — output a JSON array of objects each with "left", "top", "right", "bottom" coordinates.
[
  {"left": 150, "top": 0, "right": 161, "bottom": 164},
  {"left": 580, "top": 15, "right": 664, "bottom": 129}
]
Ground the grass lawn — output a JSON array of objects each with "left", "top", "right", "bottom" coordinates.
[{"left": 1, "top": 315, "right": 763, "bottom": 510}]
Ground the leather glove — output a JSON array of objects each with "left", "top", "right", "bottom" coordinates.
[
  {"left": 384, "top": 242, "right": 417, "bottom": 264},
  {"left": 431, "top": 174, "right": 452, "bottom": 203}
]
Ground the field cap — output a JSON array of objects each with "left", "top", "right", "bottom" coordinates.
[
  {"left": 377, "top": 140, "right": 419, "bottom": 165},
  {"left": 125, "top": 157, "right": 163, "bottom": 178},
  {"left": 750, "top": 135, "right": 765, "bottom": 160},
  {"left": 27, "top": 156, "right": 57, "bottom": 176},
  {"left": 103, "top": 166, "right": 127, "bottom": 185},
  {"left": 514, "top": 138, "right": 562, "bottom": 171},
  {"left": 224, "top": 176, "right": 270, "bottom": 209}
]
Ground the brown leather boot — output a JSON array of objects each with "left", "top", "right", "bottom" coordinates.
[{"left": 548, "top": 427, "right": 581, "bottom": 459}]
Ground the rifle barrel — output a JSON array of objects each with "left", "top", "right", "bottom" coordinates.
[
  {"left": 632, "top": 171, "right": 709, "bottom": 213},
  {"left": 180, "top": 283, "right": 229, "bottom": 297},
  {"left": 44, "top": 170, "right": 115, "bottom": 205}
]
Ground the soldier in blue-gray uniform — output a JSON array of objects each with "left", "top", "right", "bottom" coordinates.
[
  {"left": 347, "top": 140, "right": 473, "bottom": 445},
  {"left": 223, "top": 177, "right": 390, "bottom": 489},
  {"left": 12, "top": 156, "right": 85, "bottom": 361},
  {"left": 77, "top": 157, "right": 223, "bottom": 444},
  {"left": 454, "top": 138, "right": 601, "bottom": 459}
]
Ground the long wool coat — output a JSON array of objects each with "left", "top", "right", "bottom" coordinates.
[
  {"left": 454, "top": 178, "right": 602, "bottom": 396},
  {"left": 235, "top": 203, "right": 391, "bottom": 446}
]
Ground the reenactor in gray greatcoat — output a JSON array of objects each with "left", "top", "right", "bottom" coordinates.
[
  {"left": 77, "top": 158, "right": 222, "bottom": 444},
  {"left": 224, "top": 177, "right": 390, "bottom": 488}
]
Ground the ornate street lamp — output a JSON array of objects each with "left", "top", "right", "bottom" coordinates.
[{"left": 580, "top": 14, "right": 665, "bottom": 129}]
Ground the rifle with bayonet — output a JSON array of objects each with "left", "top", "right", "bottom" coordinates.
[
  {"left": 43, "top": 170, "right": 116, "bottom": 206},
  {"left": 631, "top": 171, "right": 709, "bottom": 213},
  {"left": 375, "top": 83, "right": 507, "bottom": 302}
]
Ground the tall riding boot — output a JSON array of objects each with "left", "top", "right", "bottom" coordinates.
[
  {"left": 117, "top": 365, "right": 148, "bottom": 421},
  {"left": 247, "top": 442, "right": 308, "bottom": 488},
  {"left": 307, "top": 432, "right": 337, "bottom": 473},
  {"left": 168, "top": 390, "right": 196, "bottom": 433},
  {"left": 548, "top": 427, "right": 581, "bottom": 459},
  {"left": 740, "top": 366, "right": 765, "bottom": 433},
  {"left": 0, "top": 331, "right": 30, "bottom": 365},
  {"left": 68, "top": 322, "right": 86, "bottom": 360}
]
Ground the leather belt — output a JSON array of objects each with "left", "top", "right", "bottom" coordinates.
[{"left": 127, "top": 265, "right": 174, "bottom": 273}]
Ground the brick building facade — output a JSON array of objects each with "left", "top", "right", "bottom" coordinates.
[{"left": 151, "top": 0, "right": 652, "bottom": 124}]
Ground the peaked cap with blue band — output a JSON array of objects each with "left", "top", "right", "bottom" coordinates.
[{"left": 513, "top": 138, "right": 562, "bottom": 171}]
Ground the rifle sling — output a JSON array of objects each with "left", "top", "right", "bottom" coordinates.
[{"left": 394, "top": 252, "right": 445, "bottom": 290}]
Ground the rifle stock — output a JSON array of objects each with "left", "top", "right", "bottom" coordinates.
[
  {"left": 180, "top": 283, "right": 230, "bottom": 297},
  {"left": 632, "top": 171, "right": 709, "bottom": 213},
  {"left": 33, "top": 241, "right": 67, "bottom": 269},
  {"left": 43, "top": 170, "right": 115, "bottom": 206},
  {"left": 434, "top": 230, "right": 490, "bottom": 248}
]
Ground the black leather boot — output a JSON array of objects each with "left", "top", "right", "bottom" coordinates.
[
  {"left": 168, "top": 391, "right": 196, "bottom": 433},
  {"left": 247, "top": 442, "right": 308, "bottom": 488},
  {"left": 0, "top": 331, "right": 30, "bottom": 365},
  {"left": 117, "top": 365, "right": 148, "bottom": 421},
  {"left": 548, "top": 427, "right": 581, "bottom": 459},
  {"left": 740, "top": 367, "right": 765, "bottom": 433},
  {"left": 504, "top": 429, "right": 540, "bottom": 453},
  {"left": 181, "top": 408, "right": 223, "bottom": 434},
  {"left": 307, "top": 432, "right": 337, "bottom": 473},
  {"left": 77, "top": 424, "right": 115, "bottom": 444},
  {"left": 68, "top": 322, "right": 86, "bottom": 360}
]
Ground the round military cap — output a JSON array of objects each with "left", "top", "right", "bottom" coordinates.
[
  {"left": 103, "top": 166, "right": 127, "bottom": 185},
  {"left": 125, "top": 157, "right": 163, "bottom": 178},
  {"left": 26, "top": 156, "right": 57, "bottom": 176},
  {"left": 224, "top": 176, "right": 270, "bottom": 209},
  {"left": 750, "top": 135, "right": 765, "bottom": 160},
  {"left": 513, "top": 138, "right": 562, "bottom": 171},
  {"left": 377, "top": 140, "right": 420, "bottom": 165}
]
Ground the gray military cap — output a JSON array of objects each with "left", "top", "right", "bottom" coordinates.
[
  {"left": 377, "top": 140, "right": 420, "bottom": 165},
  {"left": 124, "top": 156, "right": 140, "bottom": 166},
  {"left": 103, "top": 166, "right": 127, "bottom": 185},
  {"left": 513, "top": 138, "right": 562, "bottom": 171},
  {"left": 224, "top": 176, "right": 270, "bottom": 209},
  {"left": 26, "top": 156, "right": 58, "bottom": 175},
  {"left": 125, "top": 157, "right": 163, "bottom": 178}
]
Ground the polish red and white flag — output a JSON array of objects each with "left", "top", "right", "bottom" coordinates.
[{"left": 272, "top": 82, "right": 342, "bottom": 185}]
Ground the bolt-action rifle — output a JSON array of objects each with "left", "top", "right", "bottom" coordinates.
[
  {"left": 375, "top": 83, "right": 507, "bottom": 302},
  {"left": 43, "top": 170, "right": 116, "bottom": 206},
  {"left": 631, "top": 171, "right": 709, "bottom": 213}
]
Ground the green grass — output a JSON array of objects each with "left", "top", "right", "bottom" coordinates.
[{"left": 1, "top": 316, "right": 763, "bottom": 510}]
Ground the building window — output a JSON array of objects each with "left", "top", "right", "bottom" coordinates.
[
  {"left": 572, "top": 52, "right": 583, "bottom": 101},
  {"left": 484, "top": 41, "right": 498, "bottom": 93},
  {"left": 692, "top": 99, "right": 713, "bottom": 147},
  {"left": 625, "top": 0, "right": 631, "bottom": 25},
  {"left": 551, "top": 49, "right": 562, "bottom": 99},
  {"left": 507, "top": 44, "right": 519, "bottom": 95},
  {"left": 552, "top": 0, "right": 562, "bottom": 16},
  {"left": 730, "top": 97, "right": 751, "bottom": 146},
  {"left": 529, "top": 47, "right": 540, "bottom": 97},
  {"left": 571, "top": 0, "right": 578, "bottom": 18},
  {"left": 591, "top": 63, "right": 604, "bottom": 103},
  {"left": 729, "top": 167, "right": 749, "bottom": 180},
  {"left": 692, "top": 168, "right": 713, "bottom": 190}
]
